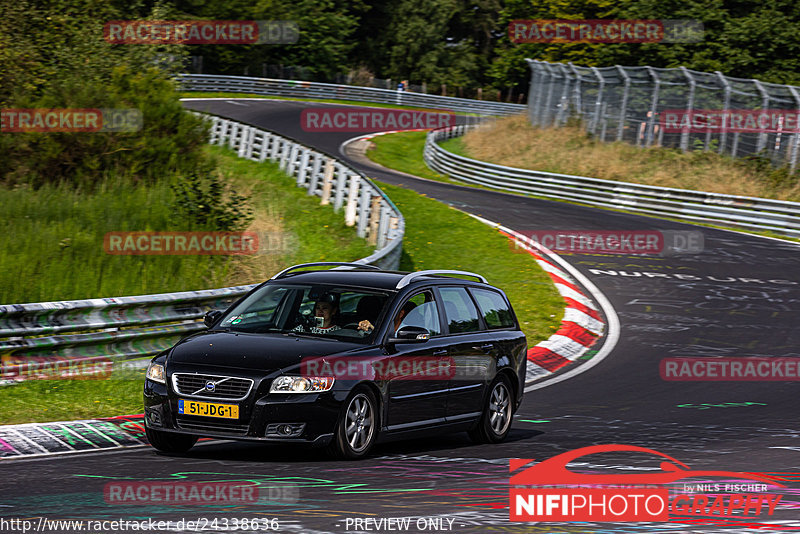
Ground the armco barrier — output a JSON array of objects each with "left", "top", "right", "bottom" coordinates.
[
  {"left": 0, "top": 115, "right": 404, "bottom": 376},
  {"left": 178, "top": 74, "right": 525, "bottom": 117},
  {"left": 424, "top": 124, "right": 800, "bottom": 238}
]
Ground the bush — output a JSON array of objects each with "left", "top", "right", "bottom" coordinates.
[{"left": 0, "top": 66, "right": 209, "bottom": 188}]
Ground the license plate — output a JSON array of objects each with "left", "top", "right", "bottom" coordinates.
[{"left": 178, "top": 399, "right": 239, "bottom": 419}]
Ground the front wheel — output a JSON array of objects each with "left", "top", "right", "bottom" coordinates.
[
  {"left": 328, "top": 387, "right": 379, "bottom": 459},
  {"left": 468, "top": 374, "right": 514, "bottom": 444},
  {"left": 145, "top": 427, "right": 198, "bottom": 453}
]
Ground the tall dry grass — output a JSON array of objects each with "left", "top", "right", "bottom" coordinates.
[{"left": 462, "top": 115, "right": 800, "bottom": 200}]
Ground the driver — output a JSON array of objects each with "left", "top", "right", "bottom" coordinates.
[{"left": 293, "top": 295, "right": 341, "bottom": 334}]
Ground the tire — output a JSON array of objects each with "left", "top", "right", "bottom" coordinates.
[
  {"left": 468, "top": 374, "right": 514, "bottom": 444},
  {"left": 327, "top": 387, "right": 379, "bottom": 459},
  {"left": 145, "top": 426, "right": 198, "bottom": 453}
]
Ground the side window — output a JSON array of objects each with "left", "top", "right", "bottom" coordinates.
[
  {"left": 470, "top": 288, "right": 515, "bottom": 329},
  {"left": 396, "top": 291, "right": 441, "bottom": 336},
  {"left": 439, "top": 287, "right": 481, "bottom": 333}
]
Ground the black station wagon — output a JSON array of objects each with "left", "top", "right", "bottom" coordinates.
[{"left": 144, "top": 263, "right": 527, "bottom": 458}]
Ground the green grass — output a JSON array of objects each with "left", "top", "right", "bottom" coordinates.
[
  {"left": 0, "top": 145, "right": 374, "bottom": 304},
  {"left": 0, "top": 365, "right": 147, "bottom": 424},
  {"left": 376, "top": 180, "right": 564, "bottom": 345},
  {"left": 367, "top": 131, "right": 800, "bottom": 244}
]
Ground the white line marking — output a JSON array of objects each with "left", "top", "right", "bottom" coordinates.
[
  {"left": 553, "top": 284, "right": 597, "bottom": 309},
  {"left": 563, "top": 308, "right": 604, "bottom": 336},
  {"left": 536, "top": 335, "right": 590, "bottom": 360}
]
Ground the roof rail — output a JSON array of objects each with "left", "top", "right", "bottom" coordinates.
[
  {"left": 396, "top": 270, "right": 487, "bottom": 289},
  {"left": 271, "top": 262, "right": 381, "bottom": 280}
]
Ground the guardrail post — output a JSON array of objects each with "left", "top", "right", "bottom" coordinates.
[
  {"left": 367, "top": 196, "right": 382, "bottom": 245},
  {"left": 307, "top": 155, "right": 324, "bottom": 193},
  {"left": 238, "top": 126, "right": 253, "bottom": 158},
  {"left": 296, "top": 148, "right": 310, "bottom": 184},
  {"left": 616, "top": 66, "right": 630, "bottom": 141},
  {"left": 259, "top": 132, "right": 271, "bottom": 162},
  {"left": 227, "top": 121, "right": 239, "bottom": 150},
  {"left": 345, "top": 176, "right": 360, "bottom": 226},
  {"left": 333, "top": 163, "right": 347, "bottom": 211},
  {"left": 270, "top": 134, "right": 281, "bottom": 161},
  {"left": 356, "top": 188, "right": 370, "bottom": 237},
  {"left": 320, "top": 159, "right": 334, "bottom": 205},
  {"left": 210, "top": 118, "right": 223, "bottom": 144},
  {"left": 377, "top": 205, "right": 391, "bottom": 248},
  {"left": 679, "top": 66, "right": 696, "bottom": 152}
]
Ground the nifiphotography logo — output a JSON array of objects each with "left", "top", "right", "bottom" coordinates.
[{"left": 509, "top": 444, "right": 785, "bottom": 522}]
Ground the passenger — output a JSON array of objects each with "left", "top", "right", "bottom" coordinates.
[{"left": 358, "top": 300, "right": 416, "bottom": 334}]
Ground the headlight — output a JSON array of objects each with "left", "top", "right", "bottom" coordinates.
[
  {"left": 270, "top": 375, "right": 334, "bottom": 393},
  {"left": 146, "top": 362, "right": 166, "bottom": 384}
]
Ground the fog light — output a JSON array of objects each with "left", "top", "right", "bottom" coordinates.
[
  {"left": 265, "top": 423, "right": 305, "bottom": 438},
  {"left": 145, "top": 409, "right": 162, "bottom": 427}
]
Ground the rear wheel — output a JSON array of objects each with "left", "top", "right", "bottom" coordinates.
[
  {"left": 468, "top": 374, "right": 514, "bottom": 444},
  {"left": 145, "top": 426, "right": 198, "bottom": 453},
  {"left": 327, "top": 387, "right": 379, "bottom": 459}
]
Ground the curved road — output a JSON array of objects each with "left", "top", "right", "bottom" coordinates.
[{"left": 3, "top": 99, "right": 800, "bottom": 533}]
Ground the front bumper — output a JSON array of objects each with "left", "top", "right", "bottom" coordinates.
[{"left": 144, "top": 378, "right": 346, "bottom": 447}]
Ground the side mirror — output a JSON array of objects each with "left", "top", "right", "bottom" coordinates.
[
  {"left": 389, "top": 326, "right": 430, "bottom": 344},
  {"left": 204, "top": 310, "right": 223, "bottom": 328}
]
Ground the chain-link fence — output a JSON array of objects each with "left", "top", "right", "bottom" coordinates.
[{"left": 527, "top": 59, "right": 800, "bottom": 172}]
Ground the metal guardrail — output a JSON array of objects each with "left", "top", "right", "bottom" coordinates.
[
  {"left": 0, "top": 114, "right": 404, "bottom": 377},
  {"left": 424, "top": 124, "right": 800, "bottom": 238},
  {"left": 178, "top": 74, "right": 526, "bottom": 117}
]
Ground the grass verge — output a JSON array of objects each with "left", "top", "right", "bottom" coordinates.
[
  {"left": 462, "top": 115, "right": 800, "bottom": 201},
  {"left": 366, "top": 128, "right": 800, "bottom": 242},
  {"left": 0, "top": 145, "right": 373, "bottom": 304}
]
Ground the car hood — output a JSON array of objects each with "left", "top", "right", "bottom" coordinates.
[{"left": 167, "top": 330, "right": 364, "bottom": 373}]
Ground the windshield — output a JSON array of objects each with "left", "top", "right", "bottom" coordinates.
[{"left": 216, "top": 283, "right": 391, "bottom": 341}]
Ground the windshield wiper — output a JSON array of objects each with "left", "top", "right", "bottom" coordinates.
[{"left": 283, "top": 332, "right": 319, "bottom": 339}]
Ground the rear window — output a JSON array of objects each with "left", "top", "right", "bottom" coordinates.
[
  {"left": 470, "top": 288, "right": 515, "bottom": 329},
  {"left": 439, "top": 287, "right": 481, "bottom": 333}
]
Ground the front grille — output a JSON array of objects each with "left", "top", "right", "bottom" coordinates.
[
  {"left": 172, "top": 373, "right": 253, "bottom": 400},
  {"left": 175, "top": 416, "right": 250, "bottom": 436}
]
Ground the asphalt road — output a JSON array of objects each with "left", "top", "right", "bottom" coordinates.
[{"left": 3, "top": 99, "right": 800, "bottom": 533}]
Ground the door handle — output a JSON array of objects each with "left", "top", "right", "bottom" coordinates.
[
  {"left": 432, "top": 349, "right": 448, "bottom": 356},
  {"left": 473, "top": 344, "right": 494, "bottom": 352}
]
